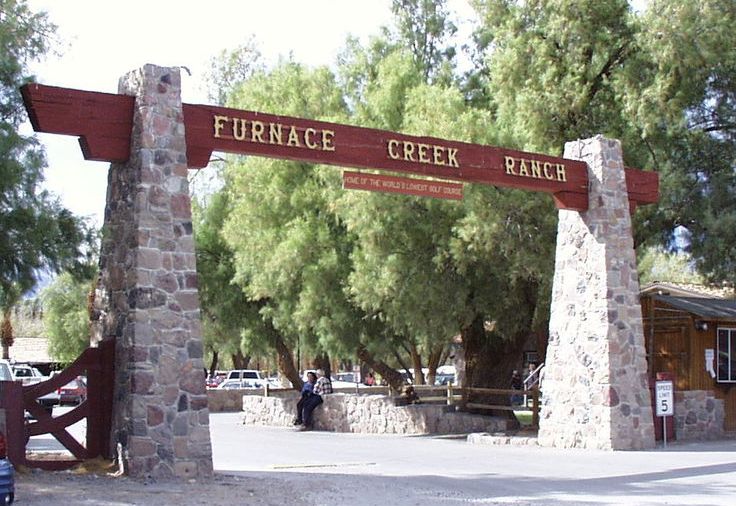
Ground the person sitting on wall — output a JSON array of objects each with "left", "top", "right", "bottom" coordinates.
[
  {"left": 403, "top": 384, "right": 421, "bottom": 404},
  {"left": 293, "top": 371, "right": 317, "bottom": 426},
  {"left": 299, "top": 369, "right": 333, "bottom": 431}
]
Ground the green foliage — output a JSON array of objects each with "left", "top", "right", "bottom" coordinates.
[
  {"left": 222, "top": 62, "right": 365, "bottom": 360},
  {"left": 622, "top": 0, "right": 736, "bottom": 285},
  {"left": 203, "top": 38, "right": 263, "bottom": 106},
  {"left": 474, "top": 0, "right": 635, "bottom": 153},
  {"left": 41, "top": 272, "right": 90, "bottom": 363},
  {"left": 638, "top": 247, "right": 705, "bottom": 286},
  {"left": 197, "top": 0, "right": 736, "bottom": 383},
  {"left": 0, "top": 0, "right": 88, "bottom": 303},
  {"left": 193, "top": 189, "right": 278, "bottom": 366},
  {"left": 391, "top": 0, "right": 458, "bottom": 84}
]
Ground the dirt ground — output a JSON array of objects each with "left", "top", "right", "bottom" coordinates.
[{"left": 14, "top": 468, "right": 326, "bottom": 506}]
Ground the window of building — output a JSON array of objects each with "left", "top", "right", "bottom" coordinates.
[{"left": 717, "top": 327, "right": 736, "bottom": 383}]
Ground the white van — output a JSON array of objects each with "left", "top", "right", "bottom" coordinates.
[{"left": 220, "top": 370, "right": 264, "bottom": 388}]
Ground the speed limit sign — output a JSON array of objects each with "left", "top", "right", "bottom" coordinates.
[{"left": 655, "top": 380, "right": 674, "bottom": 417}]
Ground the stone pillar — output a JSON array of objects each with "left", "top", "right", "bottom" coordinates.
[
  {"left": 538, "top": 135, "right": 655, "bottom": 450},
  {"left": 99, "top": 65, "right": 213, "bottom": 478}
]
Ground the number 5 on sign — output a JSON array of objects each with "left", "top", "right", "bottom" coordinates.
[{"left": 655, "top": 380, "right": 674, "bottom": 417}]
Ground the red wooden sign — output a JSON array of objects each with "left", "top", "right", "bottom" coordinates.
[
  {"left": 20, "top": 83, "right": 659, "bottom": 211},
  {"left": 343, "top": 171, "right": 463, "bottom": 200}
]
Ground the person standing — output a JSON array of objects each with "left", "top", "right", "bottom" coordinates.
[
  {"left": 293, "top": 371, "right": 317, "bottom": 426},
  {"left": 510, "top": 370, "right": 523, "bottom": 406},
  {"left": 299, "top": 369, "right": 333, "bottom": 431}
]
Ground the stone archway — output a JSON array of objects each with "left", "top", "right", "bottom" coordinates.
[{"left": 21, "top": 64, "right": 659, "bottom": 478}]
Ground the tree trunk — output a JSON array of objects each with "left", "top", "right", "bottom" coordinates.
[
  {"left": 231, "top": 350, "right": 251, "bottom": 370},
  {"left": 312, "top": 352, "right": 331, "bottom": 379},
  {"left": 409, "top": 341, "right": 425, "bottom": 385},
  {"left": 392, "top": 349, "right": 412, "bottom": 379},
  {"left": 461, "top": 314, "right": 531, "bottom": 430},
  {"left": 357, "top": 344, "right": 404, "bottom": 392},
  {"left": 208, "top": 350, "right": 219, "bottom": 378},
  {"left": 461, "top": 315, "right": 485, "bottom": 389},
  {"left": 274, "top": 333, "right": 302, "bottom": 391},
  {"left": 1, "top": 307, "right": 13, "bottom": 360},
  {"left": 426, "top": 343, "right": 445, "bottom": 386}
]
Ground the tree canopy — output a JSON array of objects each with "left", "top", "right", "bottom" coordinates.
[
  {"left": 1, "top": 0, "right": 90, "bottom": 357},
  {"left": 192, "top": 0, "right": 736, "bottom": 388}
]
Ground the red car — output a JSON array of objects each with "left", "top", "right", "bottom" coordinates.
[{"left": 58, "top": 376, "right": 87, "bottom": 405}]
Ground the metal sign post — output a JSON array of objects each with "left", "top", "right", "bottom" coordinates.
[{"left": 655, "top": 380, "right": 674, "bottom": 447}]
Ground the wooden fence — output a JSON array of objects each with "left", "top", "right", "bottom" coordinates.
[{"left": 0, "top": 338, "right": 115, "bottom": 470}]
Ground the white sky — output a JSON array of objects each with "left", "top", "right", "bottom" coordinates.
[{"left": 28, "top": 0, "right": 471, "bottom": 226}]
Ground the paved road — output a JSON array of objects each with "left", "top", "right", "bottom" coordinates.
[
  {"left": 23, "top": 409, "right": 736, "bottom": 505},
  {"left": 210, "top": 412, "right": 736, "bottom": 505}
]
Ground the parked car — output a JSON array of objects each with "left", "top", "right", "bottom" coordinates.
[
  {"left": 58, "top": 376, "right": 87, "bottom": 405},
  {"left": 218, "top": 379, "right": 263, "bottom": 390},
  {"left": 225, "top": 370, "right": 264, "bottom": 388},
  {"left": 9, "top": 363, "right": 59, "bottom": 415},
  {"left": 206, "top": 371, "right": 227, "bottom": 389},
  {"left": 434, "top": 373, "right": 455, "bottom": 386},
  {"left": 0, "top": 430, "right": 15, "bottom": 504},
  {"left": 334, "top": 372, "right": 358, "bottom": 383}
]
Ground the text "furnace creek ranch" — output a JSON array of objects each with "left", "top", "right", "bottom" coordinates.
[{"left": 213, "top": 115, "right": 336, "bottom": 152}]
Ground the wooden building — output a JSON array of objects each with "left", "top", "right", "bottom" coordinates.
[{"left": 641, "top": 282, "right": 736, "bottom": 433}]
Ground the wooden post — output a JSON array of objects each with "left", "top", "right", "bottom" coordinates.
[
  {"left": 263, "top": 383, "right": 270, "bottom": 397},
  {"left": 532, "top": 390, "right": 540, "bottom": 429},
  {"left": 0, "top": 380, "right": 26, "bottom": 466},
  {"left": 86, "top": 338, "right": 115, "bottom": 459},
  {"left": 447, "top": 384, "right": 453, "bottom": 406}
]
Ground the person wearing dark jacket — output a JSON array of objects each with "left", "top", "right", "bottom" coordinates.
[
  {"left": 293, "top": 371, "right": 317, "bottom": 426},
  {"left": 299, "top": 369, "right": 332, "bottom": 431}
]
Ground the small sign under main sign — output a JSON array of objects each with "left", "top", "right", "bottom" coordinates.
[{"left": 343, "top": 171, "right": 463, "bottom": 200}]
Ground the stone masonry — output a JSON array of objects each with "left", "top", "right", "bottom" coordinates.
[
  {"left": 674, "top": 390, "right": 724, "bottom": 440},
  {"left": 241, "top": 393, "right": 507, "bottom": 435},
  {"left": 538, "top": 136, "right": 655, "bottom": 450},
  {"left": 98, "top": 65, "right": 213, "bottom": 478}
]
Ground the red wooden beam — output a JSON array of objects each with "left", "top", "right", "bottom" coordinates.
[
  {"left": 21, "top": 83, "right": 134, "bottom": 162},
  {"left": 182, "top": 103, "right": 591, "bottom": 210},
  {"left": 21, "top": 83, "right": 660, "bottom": 211}
]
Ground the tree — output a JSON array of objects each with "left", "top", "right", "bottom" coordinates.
[
  {"left": 619, "top": 0, "right": 736, "bottom": 286},
  {"left": 221, "top": 62, "right": 362, "bottom": 385},
  {"left": 41, "top": 272, "right": 91, "bottom": 363},
  {"left": 203, "top": 38, "right": 263, "bottom": 106},
  {"left": 391, "top": 0, "right": 458, "bottom": 84},
  {"left": 193, "top": 189, "right": 274, "bottom": 375},
  {"left": 0, "top": 0, "right": 88, "bottom": 358},
  {"left": 637, "top": 247, "right": 705, "bottom": 286}
]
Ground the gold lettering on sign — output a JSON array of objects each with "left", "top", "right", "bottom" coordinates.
[
  {"left": 304, "top": 128, "right": 318, "bottom": 149},
  {"left": 386, "top": 138, "right": 460, "bottom": 168},
  {"left": 322, "top": 130, "right": 336, "bottom": 151},
  {"left": 504, "top": 156, "right": 567, "bottom": 183},
  {"left": 211, "top": 114, "right": 337, "bottom": 153},
  {"left": 269, "top": 123, "right": 282, "bottom": 145}
]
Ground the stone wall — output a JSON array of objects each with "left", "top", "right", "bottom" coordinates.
[
  {"left": 539, "top": 136, "right": 655, "bottom": 450},
  {"left": 674, "top": 390, "right": 724, "bottom": 440},
  {"left": 98, "top": 65, "right": 212, "bottom": 479},
  {"left": 242, "top": 393, "right": 506, "bottom": 435},
  {"left": 207, "top": 388, "right": 279, "bottom": 412}
]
